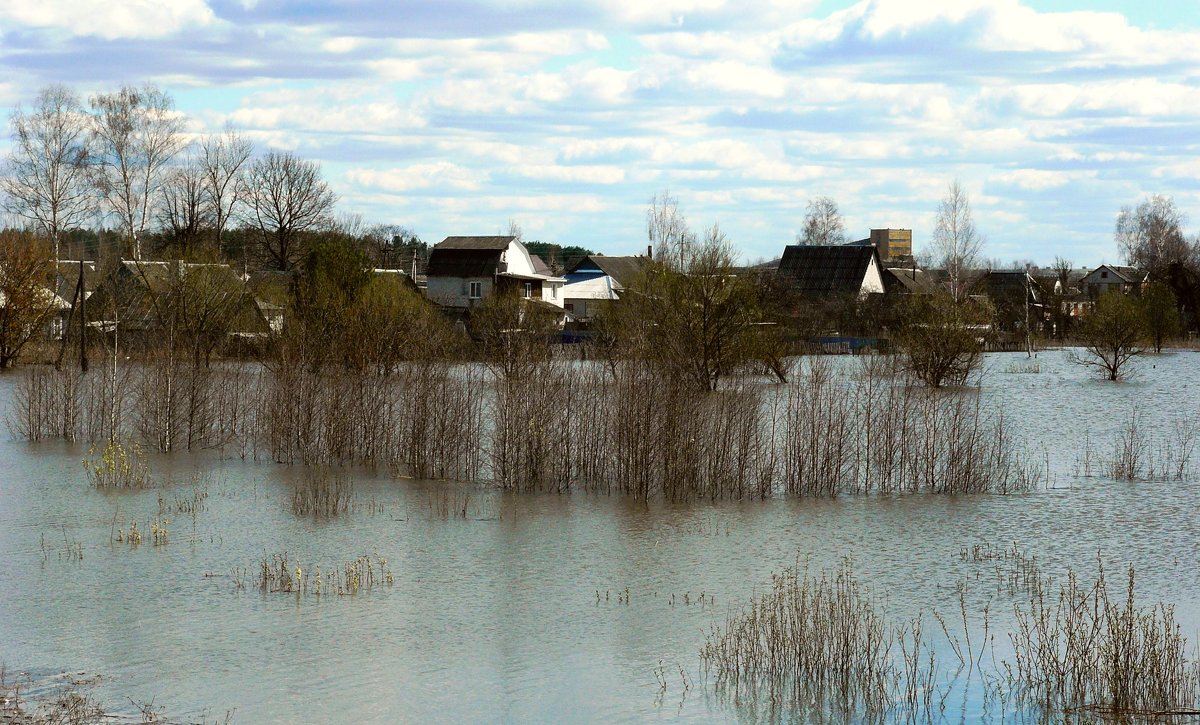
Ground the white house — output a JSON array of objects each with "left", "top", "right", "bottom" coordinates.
[{"left": 425, "top": 236, "right": 566, "bottom": 309}]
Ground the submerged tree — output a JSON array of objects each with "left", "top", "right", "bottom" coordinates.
[
  {"left": 636, "top": 225, "right": 779, "bottom": 391},
  {"left": 1139, "top": 281, "right": 1180, "bottom": 354},
  {"left": 469, "top": 290, "right": 559, "bottom": 381},
  {"left": 894, "top": 293, "right": 989, "bottom": 388},
  {"left": 1069, "top": 291, "right": 1145, "bottom": 381}
]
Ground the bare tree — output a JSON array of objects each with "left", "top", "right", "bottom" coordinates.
[
  {"left": 930, "top": 180, "right": 983, "bottom": 301},
  {"left": 200, "top": 127, "right": 252, "bottom": 250},
  {"left": 895, "top": 292, "right": 989, "bottom": 388},
  {"left": 242, "top": 150, "right": 338, "bottom": 271},
  {"left": 1051, "top": 256, "right": 1073, "bottom": 291},
  {"left": 88, "top": 84, "right": 184, "bottom": 260},
  {"left": 797, "top": 196, "right": 847, "bottom": 246},
  {"left": 646, "top": 190, "right": 694, "bottom": 268},
  {"left": 638, "top": 224, "right": 767, "bottom": 391},
  {"left": 1115, "top": 195, "right": 1191, "bottom": 275},
  {"left": 2, "top": 85, "right": 93, "bottom": 261},
  {"left": 1140, "top": 281, "right": 1180, "bottom": 354},
  {"left": 158, "top": 148, "right": 209, "bottom": 257},
  {"left": 0, "top": 230, "right": 61, "bottom": 367},
  {"left": 1068, "top": 291, "right": 1145, "bottom": 381}
]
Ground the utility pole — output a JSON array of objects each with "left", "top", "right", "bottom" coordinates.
[
  {"left": 1024, "top": 263, "right": 1032, "bottom": 358},
  {"left": 79, "top": 258, "right": 88, "bottom": 373}
]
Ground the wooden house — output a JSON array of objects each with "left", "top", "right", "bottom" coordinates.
[{"left": 425, "top": 236, "right": 566, "bottom": 310}]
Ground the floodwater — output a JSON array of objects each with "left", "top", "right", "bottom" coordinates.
[{"left": 2, "top": 350, "right": 1200, "bottom": 723}]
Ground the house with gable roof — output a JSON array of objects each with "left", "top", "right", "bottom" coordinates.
[
  {"left": 425, "top": 236, "right": 566, "bottom": 310},
  {"left": 1081, "top": 264, "right": 1148, "bottom": 300},
  {"left": 776, "top": 244, "right": 886, "bottom": 298},
  {"left": 560, "top": 254, "right": 651, "bottom": 320}
]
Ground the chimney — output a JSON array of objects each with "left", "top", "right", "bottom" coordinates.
[{"left": 646, "top": 244, "right": 653, "bottom": 259}]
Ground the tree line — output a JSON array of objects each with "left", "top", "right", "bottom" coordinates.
[{"left": 1, "top": 83, "right": 429, "bottom": 271}]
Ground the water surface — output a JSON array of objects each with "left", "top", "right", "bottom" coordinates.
[{"left": 2, "top": 350, "right": 1199, "bottom": 723}]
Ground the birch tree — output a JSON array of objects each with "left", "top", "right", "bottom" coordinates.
[
  {"left": 797, "top": 196, "right": 847, "bottom": 245},
  {"left": 200, "top": 128, "right": 252, "bottom": 250},
  {"left": 2, "top": 85, "right": 92, "bottom": 261},
  {"left": 88, "top": 84, "right": 184, "bottom": 260},
  {"left": 930, "top": 180, "right": 983, "bottom": 301},
  {"left": 1115, "top": 195, "right": 1191, "bottom": 275},
  {"left": 646, "top": 190, "right": 694, "bottom": 268}
]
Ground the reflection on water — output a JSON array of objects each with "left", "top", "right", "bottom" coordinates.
[{"left": 1, "top": 351, "right": 1199, "bottom": 723}]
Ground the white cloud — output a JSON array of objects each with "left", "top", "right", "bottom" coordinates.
[
  {"left": 346, "top": 163, "right": 483, "bottom": 193},
  {"left": 2, "top": 0, "right": 215, "bottom": 39},
  {"left": 513, "top": 164, "right": 626, "bottom": 184},
  {"left": 993, "top": 169, "right": 1075, "bottom": 191}
]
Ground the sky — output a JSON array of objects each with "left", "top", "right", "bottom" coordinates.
[{"left": 2, "top": 0, "right": 1199, "bottom": 266}]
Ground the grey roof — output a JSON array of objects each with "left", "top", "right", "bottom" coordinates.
[
  {"left": 530, "top": 255, "right": 552, "bottom": 276},
  {"left": 883, "top": 267, "right": 939, "bottom": 294},
  {"left": 55, "top": 260, "right": 100, "bottom": 300},
  {"left": 567, "top": 255, "right": 649, "bottom": 287},
  {"left": 436, "top": 236, "right": 515, "bottom": 250},
  {"left": 778, "top": 244, "right": 877, "bottom": 296},
  {"left": 427, "top": 236, "right": 520, "bottom": 277},
  {"left": 972, "top": 270, "right": 1044, "bottom": 305},
  {"left": 1105, "top": 265, "right": 1148, "bottom": 284}
]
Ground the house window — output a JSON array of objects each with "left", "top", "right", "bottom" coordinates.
[
  {"left": 523, "top": 282, "right": 532, "bottom": 298},
  {"left": 550, "top": 284, "right": 557, "bottom": 300},
  {"left": 1101, "top": 271, "right": 1108, "bottom": 279},
  {"left": 469, "top": 281, "right": 482, "bottom": 299}
]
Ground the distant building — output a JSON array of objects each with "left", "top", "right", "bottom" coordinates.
[
  {"left": 848, "top": 229, "right": 912, "bottom": 263},
  {"left": 881, "top": 266, "right": 940, "bottom": 295},
  {"left": 777, "top": 244, "right": 885, "bottom": 298},
  {"left": 561, "top": 254, "right": 650, "bottom": 319},
  {"left": 970, "top": 270, "right": 1047, "bottom": 334},
  {"left": 1080, "top": 265, "right": 1147, "bottom": 299},
  {"left": 425, "top": 236, "right": 566, "bottom": 310}
]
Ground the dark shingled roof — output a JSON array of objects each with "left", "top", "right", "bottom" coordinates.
[
  {"left": 778, "top": 244, "right": 877, "bottom": 296},
  {"left": 566, "top": 255, "right": 649, "bottom": 288},
  {"left": 882, "top": 267, "right": 940, "bottom": 295},
  {"left": 530, "top": 255, "right": 552, "bottom": 276},
  {"left": 972, "top": 270, "right": 1043, "bottom": 306},
  {"left": 428, "top": 236, "right": 516, "bottom": 278},
  {"left": 437, "top": 236, "right": 515, "bottom": 250},
  {"left": 1106, "top": 265, "right": 1148, "bottom": 284}
]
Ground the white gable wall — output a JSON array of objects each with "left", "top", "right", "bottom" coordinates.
[
  {"left": 861, "top": 254, "right": 885, "bottom": 295},
  {"left": 505, "top": 241, "right": 537, "bottom": 276}
]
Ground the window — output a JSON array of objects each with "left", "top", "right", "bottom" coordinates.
[
  {"left": 1101, "top": 271, "right": 1108, "bottom": 279},
  {"left": 469, "top": 281, "right": 482, "bottom": 299},
  {"left": 550, "top": 284, "right": 557, "bottom": 300},
  {"left": 523, "top": 282, "right": 532, "bottom": 298}
]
